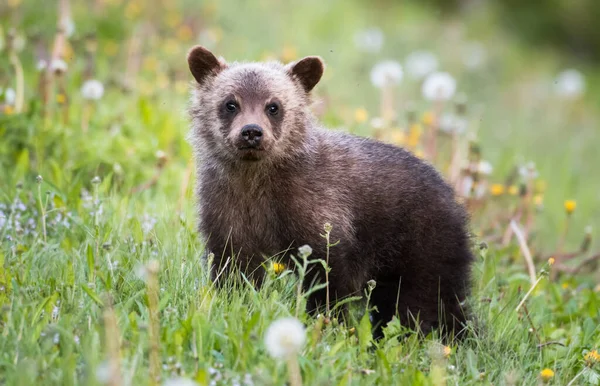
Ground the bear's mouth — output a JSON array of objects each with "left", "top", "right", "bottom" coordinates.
[{"left": 237, "top": 147, "right": 264, "bottom": 161}]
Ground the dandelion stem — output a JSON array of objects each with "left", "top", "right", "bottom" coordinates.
[
  {"left": 103, "top": 300, "right": 123, "bottom": 386},
  {"left": 510, "top": 220, "right": 536, "bottom": 285},
  {"left": 565, "top": 368, "right": 585, "bottom": 386},
  {"left": 8, "top": 49, "right": 25, "bottom": 114},
  {"left": 37, "top": 181, "right": 47, "bottom": 244},
  {"left": 515, "top": 275, "right": 543, "bottom": 312},
  {"left": 286, "top": 354, "right": 303, "bottom": 386},
  {"left": 324, "top": 228, "right": 331, "bottom": 316},
  {"left": 145, "top": 260, "right": 161, "bottom": 386}
]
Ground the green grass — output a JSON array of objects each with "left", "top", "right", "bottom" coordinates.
[{"left": 1, "top": 0, "right": 600, "bottom": 385}]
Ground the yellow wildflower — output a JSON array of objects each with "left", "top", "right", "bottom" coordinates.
[
  {"left": 56, "top": 94, "right": 66, "bottom": 104},
  {"left": 540, "top": 368, "right": 554, "bottom": 383},
  {"left": 354, "top": 108, "right": 368, "bottom": 124},
  {"left": 490, "top": 184, "right": 505, "bottom": 196},
  {"left": 125, "top": 0, "right": 142, "bottom": 19},
  {"left": 508, "top": 185, "right": 519, "bottom": 196},
  {"left": 272, "top": 262, "right": 285, "bottom": 275},
  {"left": 421, "top": 111, "right": 435, "bottom": 127},
  {"left": 443, "top": 346, "right": 452, "bottom": 358},
  {"left": 3, "top": 105, "right": 14, "bottom": 115},
  {"left": 143, "top": 57, "right": 159, "bottom": 72},
  {"left": 407, "top": 124, "right": 422, "bottom": 148},
  {"left": 564, "top": 200, "right": 576, "bottom": 215},
  {"left": 389, "top": 129, "right": 405, "bottom": 146},
  {"left": 177, "top": 25, "right": 194, "bottom": 41},
  {"left": 584, "top": 349, "right": 600, "bottom": 367},
  {"left": 561, "top": 282, "right": 570, "bottom": 289},
  {"left": 534, "top": 194, "right": 544, "bottom": 206},
  {"left": 281, "top": 45, "right": 297, "bottom": 63},
  {"left": 548, "top": 257, "right": 555, "bottom": 266},
  {"left": 104, "top": 40, "right": 119, "bottom": 57}
]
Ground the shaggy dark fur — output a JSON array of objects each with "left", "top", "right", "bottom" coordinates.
[{"left": 187, "top": 46, "right": 473, "bottom": 339}]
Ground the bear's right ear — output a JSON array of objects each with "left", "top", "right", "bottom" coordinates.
[{"left": 187, "top": 45, "right": 226, "bottom": 85}]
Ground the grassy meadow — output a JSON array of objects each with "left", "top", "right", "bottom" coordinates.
[{"left": 1, "top": 0, "right": 600, "bottom": 385}]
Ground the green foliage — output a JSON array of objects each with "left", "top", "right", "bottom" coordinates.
[{"left": 0, "top": 0, "right": 599, "bottom": 385}]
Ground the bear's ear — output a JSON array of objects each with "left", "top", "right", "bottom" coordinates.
[
  {"left": 286, "top": 56, "right": 325, "bottom": 93},
  {"left": 187, "top": 45, "right": 226, "bottom": 85}
]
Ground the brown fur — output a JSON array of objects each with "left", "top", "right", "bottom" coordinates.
[{"left": 187, "top": 46, "right": 474, "bottom": 339}]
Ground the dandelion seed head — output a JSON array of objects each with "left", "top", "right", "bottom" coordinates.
[
  {"left": 297, "top": 244, "right": 312, "bottom": 258},
  {"left": 264, "top": 317, "right": 306, "bottom": 359},
  {"left": 370, "top": 60, "right": 403, "bottom": 89},
  {"left": 81, "top": 79, "right": 105, "bottom": 101},
  {"left": 50, "top": 59, "right": 68, "bottom": 74},
  {"left": 422, "top": 72, "right": 456, "bottom": 101},
  {"left": 554, "top": 69, "right": 585, "bottom": 99},
  {"left": 3, "top": 88, "right": 16, "bottom": 105},
  {"left": 477, "top": 160, "right": 493, "bottom": 176},
  {"left": 36, "top": 59, "right": 48, "bottom": 71},
  {"left": 353, "top": 27, "right": 384, "bottom": 53},
  {"left": 405, "top": 50, "right": 438, "bottom": 79},
  {"left": 462, "top": 41, "right": 487, "bottom": 70}
]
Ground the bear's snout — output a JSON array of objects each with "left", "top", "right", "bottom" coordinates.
[{"left": 240, "top": 124, "right": 263, "bottom": 148}]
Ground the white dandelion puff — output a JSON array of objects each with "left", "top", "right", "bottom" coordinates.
[
  {"left": 405, "top": 50, "right": 438, "bottom": 79},
  {"left": 353, "top": 27, "right": 384, "bottom": 53},
  {"left": 370, "top": 60, "right": 403, "bottom": 89},
  {"left": 554, "top": 69, "right": 585, "bottom": 99},
  {"left": 477, "top": 160, "right": 493, "bottom": 176},
  {"left": 163, "top": 378, "right": 199, "bottom": 386},
  {"left": 264, "top": 317, "right": 306, "bottom": 359},
  {"left": 36, "top": 59, "right": 48, "bottom": 71},
  {"left": 422, "top": 72, "right": 456, "bottom": 101},
  {"left": 50, "top": 59, "right": 68, "bottom": 74},
  {"left": 518, "top": 162, "right": 538, "bottom": 180},
  {"left": 81, "top": 79, "right": 105, "bottom": 101},
  {"left": 61, "top": 17, "right": 75, "bottom": 38},
  {"left": 438, "top": 113, "right": 467, "bottom": 135},
  {"left": 462, "top": 41, "right": 487, "bottom": 70},
  {"left": 3, "top": 88, "right": 16, "bottom": 105},
  {"left": 297, "top": 244, "right": 313, "bottom": 258}
]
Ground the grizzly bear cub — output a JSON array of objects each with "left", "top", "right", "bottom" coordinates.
[{"left": 187, "top": 45, "right": 473, "bottom": 338}]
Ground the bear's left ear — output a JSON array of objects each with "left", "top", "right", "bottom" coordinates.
[{"left": 286, "top": 56, "right": 325, "bottom": 93}]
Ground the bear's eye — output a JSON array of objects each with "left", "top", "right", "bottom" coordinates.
[
  {"left": 266, "top": 103, "right": 279, "bottom": 116},
  {"left": 225, "top": 101, "right": 238, "bottom": 113}
]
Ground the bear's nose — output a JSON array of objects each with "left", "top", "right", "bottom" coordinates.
[{"left": 240, "top": 124, "right": 263, "bottom": 146}]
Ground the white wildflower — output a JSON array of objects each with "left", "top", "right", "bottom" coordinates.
[
  {"left": 36, "top": 59, "right": 48, "bottom": 71},
  {"left": 297, "top": 244, "right": 313, "bottom": 258},
  {"left": 3, "top": 88, "right": 16, "bottom": 105},
  {"left": 462, "top": 41, "right": 487, "bottom": 70},
  {"left": 438, "top": 113, "right": 467, "bottom": 135},
  {"left": 405, "top": 50, "right": 438, "bottom": 79},
  {"left": 60, "top": 17, "right": 75, "bottom": 38},
  {"left": 477, "top": 160, "right": 493, "bottom": 176},
  {"left": 95, "top": 361, "right": 111, "bottom": 384},
  {"left": 50, "top": 59, "right": 68, "bottom": 74},
  {"left": 163, "top": 377, "right": 198, "bottom": 386},
  {"left": 459, "top": 175, "right": 474, "bottom": 197},
  {"left": 53, "top": 333, "right": 60, "bottom": 344},
  {"left": 353, "top": 27, "right": 384, "bottom": 53},
  {"left": 81, "top": 79, "right": 105, "bottom": 101},
  {"left": 554, "top": 69, "right": 585, "bottom": 99},
  {"left": 370, "top": 60, "right": 403, "bottom": 89},
  {"left": 518, "top": 162, "right": 538, "bottom": 180},
  {"left": 264, "top": 317, "right": 306, "bottom": 359},
  {"left": 422, "top": 72, "right": 456, "bottom": 101}
]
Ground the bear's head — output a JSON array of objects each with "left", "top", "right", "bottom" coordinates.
[{"left": 187, "top": 46, "right": 324, "bottom": 163}]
